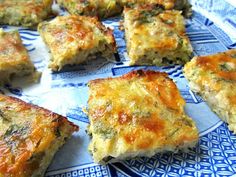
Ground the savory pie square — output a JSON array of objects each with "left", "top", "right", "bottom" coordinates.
[
  {"left": 38, "top": 15, "right": 116, "bottom": 71},
  {"left": 87, "top": 70, "right": 199, "bottom": 164},
  {"left": 0, "top": 94, "right": 79, "bottom": 176},
  {"left": 123, "top": 6, "right": 193, "bottom": 66},
  {"left": 0, "top": 0, "right": 53, "bottom": 27},
  {"left": 0, "top": 29, "right": 37, "bottom": 84},
  {"left": 184, "top": 49, "right": 236, "bottom": 133}
]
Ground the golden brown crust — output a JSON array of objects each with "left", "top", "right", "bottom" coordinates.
[
  {"left": 0, "top": 94, "right": 79, "bottom": 177},
  {"left": 0, "top": 0, "right": 53, "bottom": 27},
  {"left": 57, "top": 0, "right": 123, "bottom": 18},
  {"left": 87, "top": 70, "right": 198, "bottom": 164},
  {"left": 38, "top": 15, "right": 116, "bottom": 71},
  {"left": 195, "top": 50, "right": 236, "bottom": 81},
  {"left": 123, "top": 6, "right": 192, "bottom": 66},
  {"left": 184, "top": 49, "right": 236, "bottom": 132},
  {"left": 0, "top": 29, "right": 36, "bottom": 84}
]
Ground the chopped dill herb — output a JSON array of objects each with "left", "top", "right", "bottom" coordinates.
[
  {"left": 4, "top": 124, "right": 29, "bottom": 139},
  {"left": 230, "top": 53, "right": 236, "bottom": 58},
  {"left": 94, "top": 122, "right": 117, "bottom": 139},
  {"left": 220, "top": 63, "right": 230, "bottom": 71},
  {"left": 0, "top": 109, "right": 11, "bottom": 122},
  {"left": 135, "top": 7, "right": 163, "bottom": 24},
  {"left": 3, "top": 124, "right": 30, "bottom": 152}
]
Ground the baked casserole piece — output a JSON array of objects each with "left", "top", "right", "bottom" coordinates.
[
  {"left": 0, "top": 29, "right": 37, "bottom": 84},
  {"left": 57, "top": 0, "right": 123, "bottom": 19},
  {"left": 87, "top": 70, "right": 199, "bottom": 164},
  {"left": 184, "top": 49, "right": 236, "bottom": 133},
  {"left": 0, "top": 0, "right": 53, "bottom": 27},
  {"left": 123, "top": 6, "right": 193, "bottom": 66},
  {"left": 0, "top": 94, "right": 79, "bottom": 177},
  {"left": 38, "top": 15, "right": 116, "bottom": 71}
]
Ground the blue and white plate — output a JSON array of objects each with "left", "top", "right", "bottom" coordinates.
[{"left": 1, "top": 0, "right": 236, "bottom": 176}]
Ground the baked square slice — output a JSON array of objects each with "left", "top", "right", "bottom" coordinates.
[
  {"left": 184, "top": 49, "right": 236, "bottom": 133},
  {"left": 120, "top": 0, "right": 192, "bottom": 17},
  {"left": 87, "top": 70, "right": 198, "bottom": 164},
  {"left": 0, "top": 0, "right": 53, "bottom": 27},
  {"left": 38, "top": 15, "right": 116, "bottom": 71},
  {"left": 57, "top": 0, "right": 123, "bottom": 19},
  {"left": 123, "top": 6, "right": 193, "bottom": 66},
  {"left": 0, "top": 94, "right": 79, "bottom": 176},
  {"left": 0, "top": 29, "right": 37, "bottom": 84}
]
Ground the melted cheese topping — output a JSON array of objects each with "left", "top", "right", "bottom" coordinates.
[
  {"left": 0, "top": 0, "right": 53, "bottom": 27},
  {"left": 0, "top": 29, "right": 35, "bottom": 84},
  {"left": 184, "top": 49, "right": 236, "bottom": 93},
  {"left": 0, "top": 95, "right": 78, "bottom": 177},
  {"left": 57, "top": 0, "right": 123, "bottom": 18},
  {"left": 88, "top": 70, "right": 198, "bottom": 163},
  {"left": 38, "top": 15, "right": 116, "bottom": 71},
  {"left": 123, "top": 7, "right": 192, "bottom": 66},
  {"left": 184, "top": 49, "right": 236, "bottom": 132},
  {"left": 196, "top": 50, "right": 236, "bottom": 81}
]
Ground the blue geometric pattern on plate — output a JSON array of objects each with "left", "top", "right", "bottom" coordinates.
[{"left": 46, "top": 163, "right": 110, "bottom": 177}]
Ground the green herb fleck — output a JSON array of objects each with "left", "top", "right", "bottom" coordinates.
[
  {"left": 177, "top": 35, "right": 183, "bottom": 48},
  {"left": 82, "top": 0, "right": 90, "bottom": 6},
  {"left": 4, "top": 124, "right": 29, "bottom": 139},
  {"left": 94, "top": 122, "right": 117, "bottom": 139},
  {"left": 180, "top": 118, "right": 193, "bottom": 127},
  {"left": 126, "top": 2, "right": 136, "bottom": 8},
  {"left": 167, "top": 31, "right": 174, "bottom": 36},
  {"left": 132, "top": 110, "right": 151, "bottom": 118},
  {"left": 0, "top": 110, "right": 4, "bottom": 117},
  {"left": 55, "top": 127, "right": 61, "bottom": 137},
  {"left": 168, "top": 128, "right": 180, "bottom": 138},
  {"left": 4, "top": 124, "right": 30, "bottom": 153},
  {"left": 163, "top": 19, "right": 174, "bottom": 25},
  {"left": 0, "top": 109, "right": 11, "bottom": 122},
  {"left": 220, "top": 63, "right": 230, "bottom": 71},
  {"left": 135, "top": 8, "right": 163, "bottom": 24},
  {"left": 230, "top": 53, "right": 236, "bottom": 58},
  {"left": 51, "top": 117, "right": 62, "bottom": 137}
]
